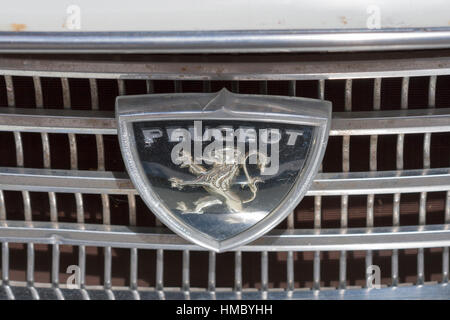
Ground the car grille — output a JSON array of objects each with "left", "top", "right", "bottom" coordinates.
[{"left": 0, "top": 52, "right": 449, "bottom": 299}]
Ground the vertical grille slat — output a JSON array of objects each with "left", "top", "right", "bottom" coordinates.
[
  {"left": 41, "top": 129, "right": 56, "bottom": 219},
  {"left": 444, "top": 192, "right": 450, "bottom": 283},
  {"left": 207, "top": 251, "right": 216, "bottom": 293},
  {"left": 26, "top": 243, "right": 39, "bottom": 300},
  {"left": 51, "top": 243, "right": 64, "bottom": 300},
  {"left": 75, "top": 193, "right": 84, "bottom": 224},
  {"left": 365, "top": 77, "right": 381, "bottom": 286},
  {"left": 182, "top": 249, "right": 190, "bottom": 295},
  {"left": 286, "top": 251, "right": 294, "bottom": 292},
  {"left": 338, "top": 79, "right": 352, "bottom": 289},
  {"left": 391, "top": 76, "right": 410, "bottom": 286},
  {"left": 62, "top": 78, "right": 78, "bottom": 171},
  {"left": 156, "top": 249, "right": 164, "bottom": 293},
  {"left": 417, "top": 76, "right": 437, "bottom": 285},
  {"left": 103, "top": 246, "right": 114, "bottom": 299},
  {"left": 258, "top": 81, "right": 269, "bottom": 294},
  {"left": 129, "top": 248, "right": 138, "bottom": 294},
  {"left": 313, "top": 79, "right": 325, "bottom": 291},
  {"left": 128, "top": 180, "right": 138, "bottom": 298},
  {"left": 0, "top": 191, "right": 5, "bottom": 221},
  {"left": 1, "top": 242, "right": 14, "bottom": 299},
  {"left": 34, "top": 75, "right": 57, "bottom": 223},
  {"left": 78, "top": 245, "right": 89, "bottom": 300},
  {"left": 286, "top": 79, "right": 296, "bottom": 292},
  {"left": 102, "top": 197, "right": 112, "bottom": 298},
  {"left": 234, "top": 251, "right": 242, "bottom": 295},
  {"left": 261, "top": 251, "right": 268, "bottom": 294},
  {"left": 90, "top": 79, "right": 106, "bottom": 172}
]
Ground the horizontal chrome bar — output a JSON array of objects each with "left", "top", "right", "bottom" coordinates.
[
  {"left": 1, "top": 283, "right": 449, "bottom": 300},
  {"left": 331, "top": 108, "right": 450, "bottom": 135},
  {"left": 0, "top": 167, "right": 449, "bottom": 196},
  {"left": 0, "top": 167, "right": 135, "bottom": 194},
  {"left": 1, "top": 29, "right": 450, "bottom": 54},
  {"left": 2, "top": 282, "right": 450, "bottom": 300},
  {"left": 0, "top": 221, "right": 448, "bottom": 252},
  {"left": 1, "top": 51, "right": 450, "bottom": 80},
  {"left": 311, "top": 168, "right": 450, "bottom": 196},
  {"left": 0, "top": 107, "right": 449, "bottom": 136},
  {"left": 0, "top": 108, "right": 116, "bottom": 135}
]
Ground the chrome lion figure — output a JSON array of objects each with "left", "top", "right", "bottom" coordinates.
[{"left": 169, "top": 147, "right": 269, "bottom": 214}]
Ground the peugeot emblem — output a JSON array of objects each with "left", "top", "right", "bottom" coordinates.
[{"left": 117, "top": 88, "right": 331, "bottom": 252}]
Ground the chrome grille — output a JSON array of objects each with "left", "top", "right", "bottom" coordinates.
[{"left": 0, "top": 53, "right": 449, "bottom": 299}]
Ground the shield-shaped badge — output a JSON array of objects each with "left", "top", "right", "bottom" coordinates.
[{"left": 117, "top": 88, "right": 331, "bottom": 252}]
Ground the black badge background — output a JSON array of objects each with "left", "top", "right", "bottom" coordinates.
[{"left": 133, "top": 120, "right": 313, "bottom": 241}]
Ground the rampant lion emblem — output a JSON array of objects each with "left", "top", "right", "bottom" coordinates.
[{"left": 169, "top": 147, "right": 270, "bottom": 214}]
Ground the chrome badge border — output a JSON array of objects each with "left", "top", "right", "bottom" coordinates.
[{"left": 116, "top": 89, "right": 331, "bottom": 252}]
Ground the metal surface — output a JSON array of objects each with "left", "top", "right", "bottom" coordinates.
[
  {"left": 1, "top": 28, "right": 450, "bottom": 53},
  {"left": 3, "top": 52, "right": 450, "bottom": 80},
  {"left": 0, "top": 166, "right": 449, "bottom": 196},
  {"left": 0, "top": 107, "right": 448, "bottom": 135},
  {"left": 0, "top": 108, "right": 116, "bottom": 134},
  {"left": 1, "top": 282, "right": 449, "bottom": 300},
  {"left": 0, "top": 221, "right": 449, "bottom": 252}
]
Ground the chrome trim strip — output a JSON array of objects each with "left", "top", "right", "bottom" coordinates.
[
  {"left": 312, "top": 168, "right": 450, "bottom": 196},
  {"left": 0, "top": 108, "right": 116, "bottom": 134},
  {"left": 1, "top": 29, "right": 450, "bottom": 53},
  {"left": 1, "top": 283, "right": 450, "bottom": 300},
  {"left": 0, "top": 167, "right": 448, "bottom": 196},
  {"left": 331, "top": 108, "right": 450, "bottom": 135},
  {"left": 0, "top": 167, "right": 135, "bottom": 194},
  {"left": 0, "top": 221, "right": 449, "bottom": 252},
  {"left": 0, "top": 107, "right": 449, "bottom": 135},
  {"left": 1, "top": 52, "right": 450, "bottom": 80}
]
